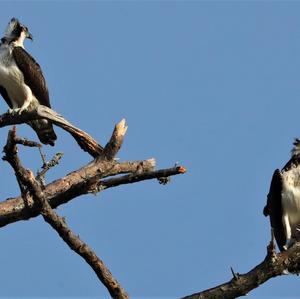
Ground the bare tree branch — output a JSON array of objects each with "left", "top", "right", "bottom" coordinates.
[
  {"left": 0, "top": 159, "right": 184, "bottom": 228},
  {"left": 182, "top": 238, "right": 300, "bottom": 299},
  {"left": 0, "top": 155, "right": 158, "bottom": 227},
  {"left": 15, "top": 136, "right": 41, "bottom": 148},
  {"left": 2, "top": 105, "right": 300, "bottom": 298},
  {"left": 0, "top": 111, "right": 188, "bottom": 298},
  {"left": 3, "top": 127, "right": 129, "bottom": 299},
  {"left": 99, "top": 166, "right": 186, "bottom": 190},
  {"left": 0, "top": 122, "right": 185, "bottom": 228}
]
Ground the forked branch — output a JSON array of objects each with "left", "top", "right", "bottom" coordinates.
[
  {"left": 0, "top": 155, "right": 185, "bottom": 227},
  {"left": 3, "top": 126, "right": 129, "bottom": 299},
  {"left": 0, "top": 111, "right": 187, "bottom": 299},
  {"left": 0, "top": 116, "right": 185, "bottom": 228}
]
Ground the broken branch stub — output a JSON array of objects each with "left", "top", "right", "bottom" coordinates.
[{"left": 103, "top": 118, "right": 128, "bottom": 160}]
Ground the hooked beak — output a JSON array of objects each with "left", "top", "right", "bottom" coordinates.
[{"left": 26, "top": 32, "right": 33, "bottom": 41}]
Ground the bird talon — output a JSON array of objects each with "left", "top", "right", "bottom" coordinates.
[
  {"left": 18, "top": 108, "right": 25, "bottom": 115},
  {"left": 8, "top": 108, "right": 21, "bottom": 114},
  {"left": 12, "top": 106, "right": 28, "bottom": 115}
]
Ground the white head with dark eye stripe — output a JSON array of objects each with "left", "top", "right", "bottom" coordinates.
[{"left": 3, "top": 18, "right": 33, "bottom": 47}]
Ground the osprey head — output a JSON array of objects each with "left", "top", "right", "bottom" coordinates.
[
  {"left": 3, "top": 18, "right": 33, "bottom": 44},
  {"left": 291, "top": 138, "right": 300, "bottom": 157}
]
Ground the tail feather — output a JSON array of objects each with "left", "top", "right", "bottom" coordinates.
[{"left": 28, "top": 119, "right": 57, "bottom": 146}]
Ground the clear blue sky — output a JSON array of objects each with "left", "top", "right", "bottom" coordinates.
[{"left": 0, "top": 1, "right": 300, "bottom": 298}]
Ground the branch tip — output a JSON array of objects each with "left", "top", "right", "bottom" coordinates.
[
  {"left": 178, "top": 166, "right": 187, "bottom": 173},
  {"left": 116, "top": 118, "right": 128, "bottom": 137},
  {"left": 102, "top": 118, "right": 128, "bottom": 160}
]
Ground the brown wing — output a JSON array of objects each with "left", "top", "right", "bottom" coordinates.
[
  {"left": 0, "top": 85, "right": 13, "bottom": 108},
  {"left": 264, "top": 169, "right": 286, "bottom": 251},
  {"left": 12, "top": 47, "right": 57, "bottom": 146},
  {"left": 12, "top": 46, "right": 51, "bottom": 108}
]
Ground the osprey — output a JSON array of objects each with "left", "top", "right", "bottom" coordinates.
[
  {"left": 264, "top": 139, "right": 300, "bottom": 251},
  {"left": 0, "top": 18, "right": 56, "bottom": 145}
]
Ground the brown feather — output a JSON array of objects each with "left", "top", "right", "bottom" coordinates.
[
  {"left": 12, "top": 46, "right": 51, "bottom": 108},
  {"left": 11, "top": 46, "right": 56, "bottom": 145},
  {"left": 264, "top": 169, "right": 286, "bottom": 251}
]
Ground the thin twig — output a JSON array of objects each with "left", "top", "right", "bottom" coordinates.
[
  {"left": 15, "top": 137, "right": 41, "bottom": 148},
  {"left": 38, "top": 147, "right": 47, "bottom": 165},
  {"left": 36, "top": 152, "right": 63, "bottom": 187},
  {"left": 230, "top": 267, "right": 239, "bottom": 281}
]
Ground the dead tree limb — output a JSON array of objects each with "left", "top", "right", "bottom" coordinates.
[
  {"left": 182, "top": 238, "right": 300, "bottom": 299},
  {"left": 5, "top": 107, "right": 296, "bottom": 298},
  {"left": 0, "top": 160, "right": 184, "bottom": 228},
  {"left": 0, "top": 109, "right": 187, "bottom": 298},
  {"left": 99, "top": 166, "right": 186, "bottom": 190},
  {"left": 3, "top": 126, "right": 129, "bottom": 299},
  {"left": 0, "top": 119, "right": 185, "bottom": 228}
]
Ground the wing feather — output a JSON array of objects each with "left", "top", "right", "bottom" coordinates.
[
  {"left": 264, "top": 169, "right": 286, "bottom": 251},
  {"left": 0, "top": 85, "right": 13, "bottom": 108},
  {"left": 12, "top": 46, "right": 51, "bottom": 108}
]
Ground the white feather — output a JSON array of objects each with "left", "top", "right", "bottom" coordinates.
[{"left": 0, "top": 42, "right": 37, "bottom": 110}]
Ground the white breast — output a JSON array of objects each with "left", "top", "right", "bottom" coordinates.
[
  {"left": 0, "top": 44, "right": 28, "bottom": 108},
  {"left": 281, "top": 167, "right": 300, "bottom": 233}
]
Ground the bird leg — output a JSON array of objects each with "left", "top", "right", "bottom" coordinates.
[
  {"left": 12, "top": 100, "right": 31, "bottom": 115},
  {"left": 9, "top": 87, "right": 32, "bottom": 115},
  {"left": 282, "top": 213, "right": 292, "bottom": 250}
]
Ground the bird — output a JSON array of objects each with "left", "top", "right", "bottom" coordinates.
[
  {"left": 264, "top": 139, "right": 300, "bottom": 251},
  {"left": 0, "top": 18, "right": 57, "bottom": 146}
]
